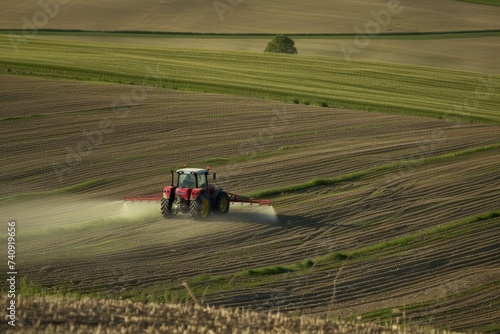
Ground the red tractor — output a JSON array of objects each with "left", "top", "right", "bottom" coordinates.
[
  {"left": 162, "top": 167, "right": 229, "bottom": 219},
  {"left": 124, "top": 167, "right": 272, "bottom": 220}
]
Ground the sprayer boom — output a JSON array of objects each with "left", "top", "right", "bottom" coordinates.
[
  {"left": 123, "top": 193, "right": 272, "bottom": 206},
  {"left": 227, "top": 193, "right": 273, "bottom": 206}
]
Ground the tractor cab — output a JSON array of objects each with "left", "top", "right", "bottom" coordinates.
[
  {"left": 175, "top": 168, "right": 216, "bottom": 196},
  {"left": 177, "top": 168, "right": 209, "bottom": 189}
]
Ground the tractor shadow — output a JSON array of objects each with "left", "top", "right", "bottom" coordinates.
[
  {"left": 203, "top": 203, "right": 279, "bottom": 224},
  {"left": 201, "top": 203, "right": 326, "bottom": 229}
]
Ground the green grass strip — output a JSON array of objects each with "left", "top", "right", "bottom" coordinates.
[
  {"left": 245, "top": 143, "right": 500, "bottom": 198},
  {"left": 244, "top": 259, "right": 316, "bottom": 277}
]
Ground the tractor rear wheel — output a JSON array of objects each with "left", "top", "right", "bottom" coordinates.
[
  {"left": 189, "top": 193, "right": 210, "bottom": 219},
  {"left": 215, "top": 192, "right": 230, "bottom": 214},
  {"left": 161, "top": 198, "right": 172, "bottom": 218}
]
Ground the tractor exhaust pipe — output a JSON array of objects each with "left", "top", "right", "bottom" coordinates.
[{"left": 170, "top": 170, "right": 174, "bottom": 186}]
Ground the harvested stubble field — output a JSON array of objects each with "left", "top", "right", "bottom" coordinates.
[
  {"left": 1, "top": 295, "right": 448, "bottom": 334},
  {"left": 1, "top": 75, "right": 499, "bottom": 332},
  {"left": 1, "top": 0, "right": 500, "bottom": 33}
]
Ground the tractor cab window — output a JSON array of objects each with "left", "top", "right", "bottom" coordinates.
[
  {"left": 179, "top": 174, "right": 195, "bottom": 188},
  {"left": 197, "top": 174, "right": 207, "bottom": 188}
]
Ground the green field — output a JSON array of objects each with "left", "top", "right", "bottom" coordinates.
[
  {"left": 7, "top": 29, "right": 499, "bottom": 74},
  {"left": 1, "top": 36, "right": 499, "bottom": 124}
]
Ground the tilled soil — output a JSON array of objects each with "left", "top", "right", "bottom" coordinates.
[{"left": 1, "top": 75, "right": 499, "bottom": 332}]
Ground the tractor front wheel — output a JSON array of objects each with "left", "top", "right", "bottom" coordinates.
[
  {"left": 161, "top": 198, "right": 172, "bottom": 218},
  {"left": 215, "top": 192, "right": 230, "bottom": 214},
  {"left": 189, "top": 193, "right": 211, "bottom": 219}
]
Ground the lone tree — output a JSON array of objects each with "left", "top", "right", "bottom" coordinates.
[{"left": 264, "top": 35, "right": 298, "bottom": 54}]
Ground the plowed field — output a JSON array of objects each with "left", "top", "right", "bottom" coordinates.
[{"left": 1, "top": 75, "right": 499, "bottom": 332}]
